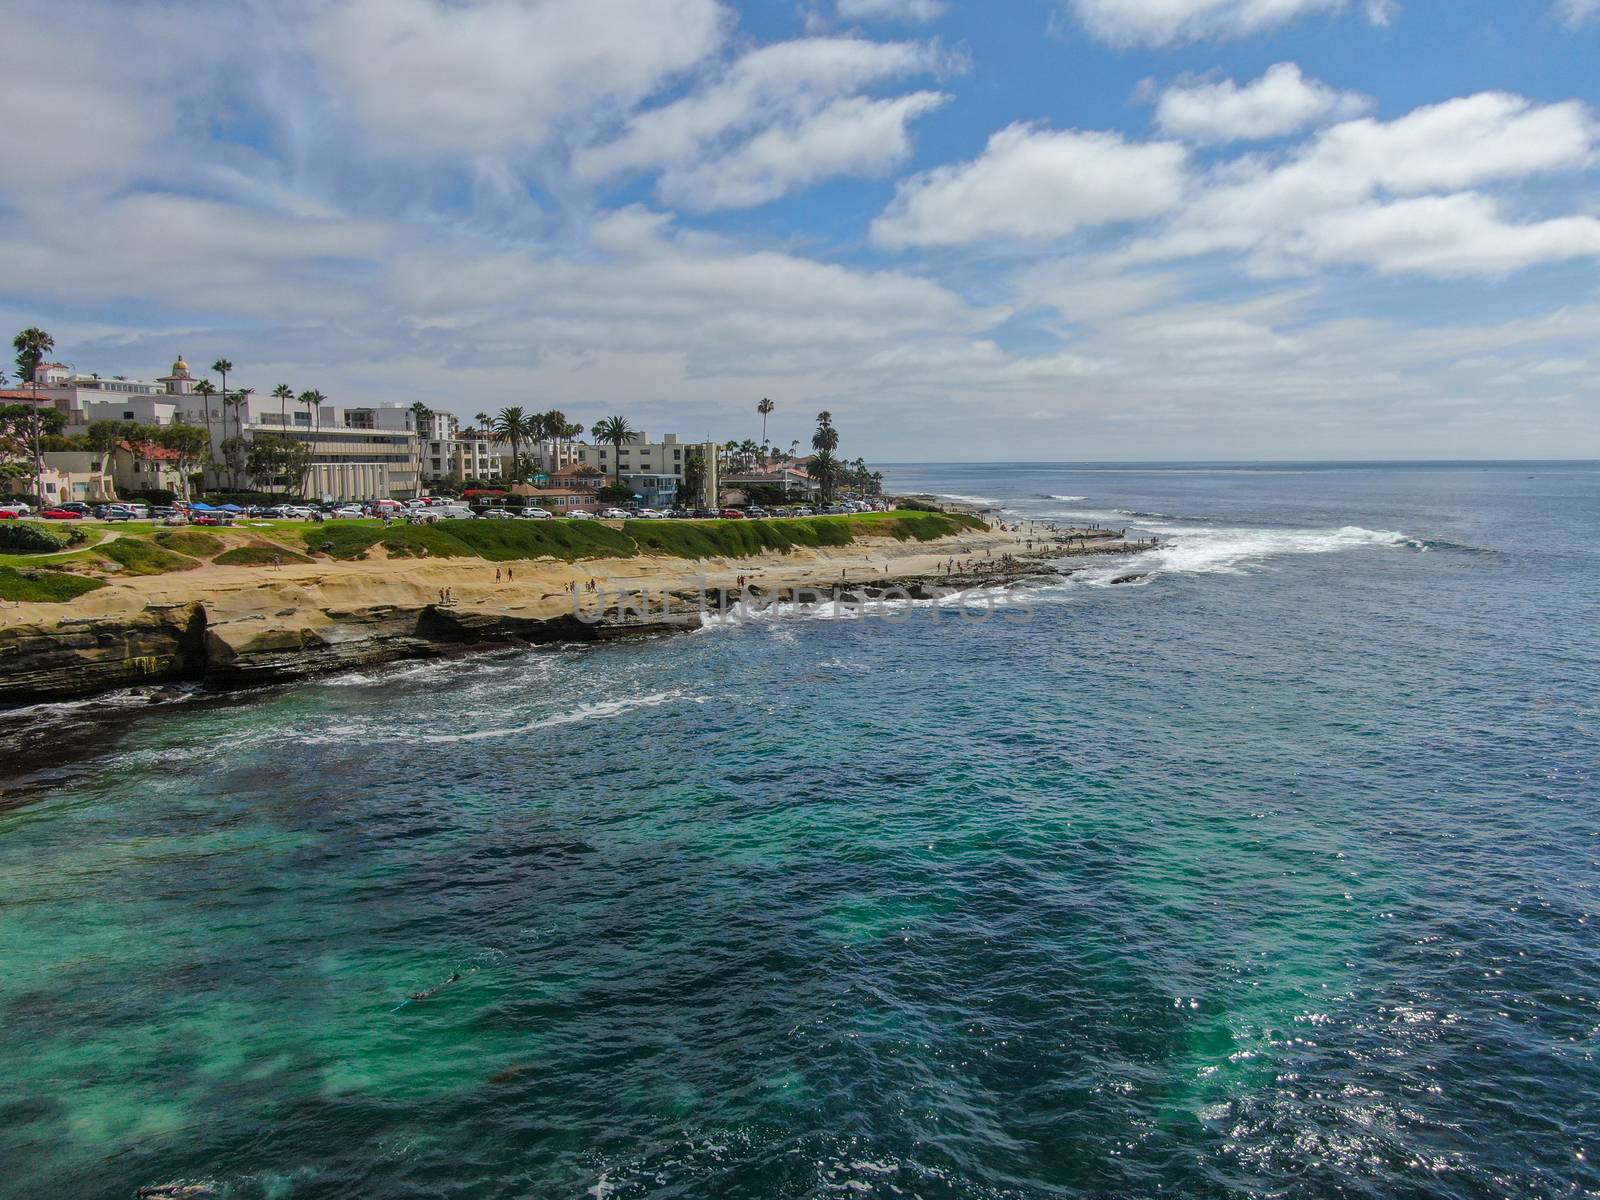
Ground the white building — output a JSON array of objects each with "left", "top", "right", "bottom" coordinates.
[
  {"left": 173, "top": 387, "right": 422, "bottom": 500},
  {"left": 576, "top": 433, "right": 721, "bottom": 508},
  {"left": 416, "top": 410, "right": 503, "bottom": 485}
]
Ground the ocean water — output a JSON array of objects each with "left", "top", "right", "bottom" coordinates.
[{"left": 2, "top": 461, "right": 1597, "bottom": 1200}]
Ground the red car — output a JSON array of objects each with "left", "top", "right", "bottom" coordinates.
[
  {"left": 719, "top": 509, "right": 746, "bottom": 520},
  {"left": 0, "top": 511, "right": 18, "bottom": 521},
  {"left": 40, "top": 508, "right": 85, "bottom": 520},
  {"left": 191, "top": 513, "right": 234, "bottom": 527}
]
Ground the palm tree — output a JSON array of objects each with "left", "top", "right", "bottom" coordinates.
[
  {"left": 226, "top": 387, "right": 254, "bottom": 488},
  {"left": 410, "top": 402, "right": 430, "bottom": 495},
  {"left": 211, "top": 359, "right": 233, "bottom": 413},
  {"left": 272, "top": 383, "right": 293, "bottom": 431},
  {"left": 808, "top": 448, "right": 839, "bottom": 502},
  {"left": 757, "top": 397, "right": 774, "bottom": 446},
  {"left": 591, "top": 415, "right": 634, "bottom": 481},
  {"left": 298, "top": 390, "right": 324, "bottom": 495},
  {"left": 192, "top": 380, "right": 217, "bottom": 485},
  {"left": 812, "top": 410, "right": 838, "bottom": 454},
  {"left": 492, "top": 407, "right": 532, "bottom": 480},
  {"left": 13, "top": 327, "right": 55, "bottom": 503}
]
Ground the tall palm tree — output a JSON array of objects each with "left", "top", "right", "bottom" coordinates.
[
  {"left": 757, "top": 397, "right": 774, "bottom": 446},
  {"left": 410, "top": 402, "right": 430, "bottom": 495},
  {"left": 192, "top": 380, "right": 217, "bottom": 485},
  {"left": 226, "top": 387, "right": 253, "bottom": 488},
  {"left": 808, "top": 448, "right": 839, "bottom": 502},
  {"left": 492, "top": 407, "right": 532, "bottom": 480},
  {"left": 812, "top": 411, "right": 838, "bottom": 454},
  {"left": 13, "top": 327, "right": 55, "bottom": 504},
  {"left": 591, "top": 415, "right": 634, "bottom": 482},
  {"left": 211, "top": 359, "right": 232, "bottom": 412},
  {"left": 298, "top": 390, "right": 325, "bottom": 495},
  {"left": 272, "top": 383, "right": 293, "bottom": 430}
]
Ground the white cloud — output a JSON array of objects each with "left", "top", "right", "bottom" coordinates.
[
  {"left": 1555, "top": 0, "right": 1599, "bottom": 26},
  {"left": 872, "top": 124, "right": 1188, "bottom": 247},
  {"left": 1294, "top": 193, "right": 1600, "bottom": 275},
  {"left": 310, "top": 0, "right": 729, "bottom": 155},
  {"left": 576, "top": 36, "right": 951, "bottom": 208},
  {"left": 1065, "top": 0, "right": 1380, "bottom": 46},
  {"left": 1135, "top": 92, "right": 1600, "bottom": 276},
  {"left": 657, "top": 91, "right": 949, "bottom": 210},
  {"left": 837, "top": 0, "right": 949, "bottom": 21},
  {"left": 1153, "top": 63, "right": 1373, "bottom": 143},
  {"left": 576, "top": 37, "right": 945, "bottom": 181}
]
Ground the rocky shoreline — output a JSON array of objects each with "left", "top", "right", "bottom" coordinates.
[{"left": 0, "top": 531, "right": 1153, "bottom": 707}]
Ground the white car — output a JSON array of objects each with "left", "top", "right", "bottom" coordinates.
[
  {"left": 331, "top": 506, "right": 364, "bottom": 519},
  {"left": 0, "top": 503, "right": 29, "bottom": 517},
  {"left": 601, "top": 508, "right": 632, "bottom": 520},
  {"left": 634, "top": 508, "right": 664, "bottom": 519},
  {"left": 568, "top": 510, "right": 597, "bottom": 520},
  {"left": 520, "top": 508, "right": 553, "bottom": 520}
]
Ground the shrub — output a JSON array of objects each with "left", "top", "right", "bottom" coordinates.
[{"left": 0, "top": 521, "right": 74, "bottom": 554}]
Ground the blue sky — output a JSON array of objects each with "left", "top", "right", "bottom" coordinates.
[{"left": 1, "top": 0, "right": 1597, "bottom": 460}]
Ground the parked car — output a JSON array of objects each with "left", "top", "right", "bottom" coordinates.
[
  {"left": 519, "top": 508, "right": 553, "bottom": 520},
  {"left": 330, "top": 506, "right": 364, "bottom": 519},
  {"left": 745, "top": 507, "right": 769, "bottom": 519},
  {"left": 633, "top": 508, "right": 665, "bottom": 519},
  {"left": 601, "top": 508, "right": 632, "bottom": 520},
  {"left": 567, "top": 510, "right": 597, "bottom": 521},
  {"left": 40, "top": 508, "right": 86, "bottom": 520},
  {"left": 693, "top": 508, "right": 719, "bottom": 519},
  {"left": 433, "top": 506, "right": 476, "bottom": 520},
  {"left": 0, "top": 502, "right": 30, "bottom": 516},
  {"left": 103, "top": 506, "right": 140, "bottom": 522},
  {"left": 0, "top": 509, "right": 19, "bottom": 520},
  {"left": 480, "top": 508, "right": 515, "bottom": 520},
  {"left": 191, "top": 512, "right": 234, "bottom": 527},
  {"left": 719, "top": 508, "right": 746, "bottom": 520}
]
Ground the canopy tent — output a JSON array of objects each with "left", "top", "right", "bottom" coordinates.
[
  {"left": 190, "top": 502, "right": 219, "bottom": 512},
  {"left": 219, "top": 504, "right": 244, "bottom": 513}
]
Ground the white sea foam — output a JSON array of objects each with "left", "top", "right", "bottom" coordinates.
[
  {"left": 411, "top": 690, "right": 706, "bottom": 744},
  {"left": 934, "top": 493, "right": 999, "bottom": 506},
  {"left": 1048, "top": 495, "right": 1088, "bottom": 501},
  {"left": 1070, "top": 524, "right": 1407, "bottom": 585}
]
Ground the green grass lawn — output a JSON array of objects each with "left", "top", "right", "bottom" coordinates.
[
  {"left": 0, "top": 566, "right": 107, "bottom": 602},
  {"left": 214, "top": 545, "right": 315, "bottom": 566},
  {"left": 94, "top": 540, "right": 201, "bottom": 576},
  {"left": 300, "top": 520, "right": 638, "bottom": 562},
  {"left": 154, "top": 530, "right": 225, "bottom": 558}
]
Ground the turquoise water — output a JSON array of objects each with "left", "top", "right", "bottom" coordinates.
[{"left": 3, "top": 462, "right": 1597, "bottom": 1199}]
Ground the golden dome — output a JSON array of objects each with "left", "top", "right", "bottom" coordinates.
[{"left": 172, "top": 355, "right": 190, "bottom": 375}]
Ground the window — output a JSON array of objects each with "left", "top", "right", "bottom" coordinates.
[{"left": 123, "top": 411, "right": 135, "bottom": 421}]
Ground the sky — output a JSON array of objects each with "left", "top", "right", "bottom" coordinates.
[{"left": 1, "top": 0, "right": 1597, "bottom": 462}]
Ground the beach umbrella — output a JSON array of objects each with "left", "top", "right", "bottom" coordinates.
[
  {"left": 191, "top": 502, "right": 218, "bottom": 511},
  {"left": 219, "top": 504, "right": 244, "bottom": 512}
]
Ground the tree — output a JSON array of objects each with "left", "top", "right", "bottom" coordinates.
[
  {"left": 410, "top": 402, "right": 430, "bottom": 494},
  {"left": 219, "top": 436, "right": 249, "bottom": 492},
  {"left": 808, "top": 448, "right": 839, "bottom": 501},
  {"left": 682, "top": 448, "right": 707, "bottom": 509},
  {"left": 226, "top": 387, "right": 254, "bottom": 488},
  {"left": 84, "top": 420, "right": 128, "bottom": 484},
  {"left": 492, "top": 407, "right": 533, "bottom": 480},
  {"left": 155, "top": 423, "right": 209, "bottom": 500},
  {"left": 812, "top": 410, "right": 838, "bottom": 454},
  {"left": 298, "top": 391, "right": 325, "bottom": 496},
  {"left": 246, "top": 434, "right": 313, "bottom": 495},
  {"left": 1, "top": 403, "right": 65, "bottom": 500},
  {"left": 193, "top": 380, "right": 218, "bottom": 481},
  {"left": 591, "top": 415, "right": 634, "bottom": 481},
  {"left": 757, "top": 397, "right": 775, "bottom": 447},
  {"left": 272, "top": 383, "right": 294, "bottom": 430},
  {"left": 13, "top": 326, "right": 55, "bottom": 503}
]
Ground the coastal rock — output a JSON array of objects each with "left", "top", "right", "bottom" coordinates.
[
  {"left": 0, "top": 603, "right": 204, "bottom": 703},
  {"left": 1110, "top": 573, "right": 1148, "bottom": 586}
]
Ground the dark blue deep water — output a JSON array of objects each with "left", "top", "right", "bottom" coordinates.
[{"left": 3, "top": 462, "right": 1597, "bottom": 1199}]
